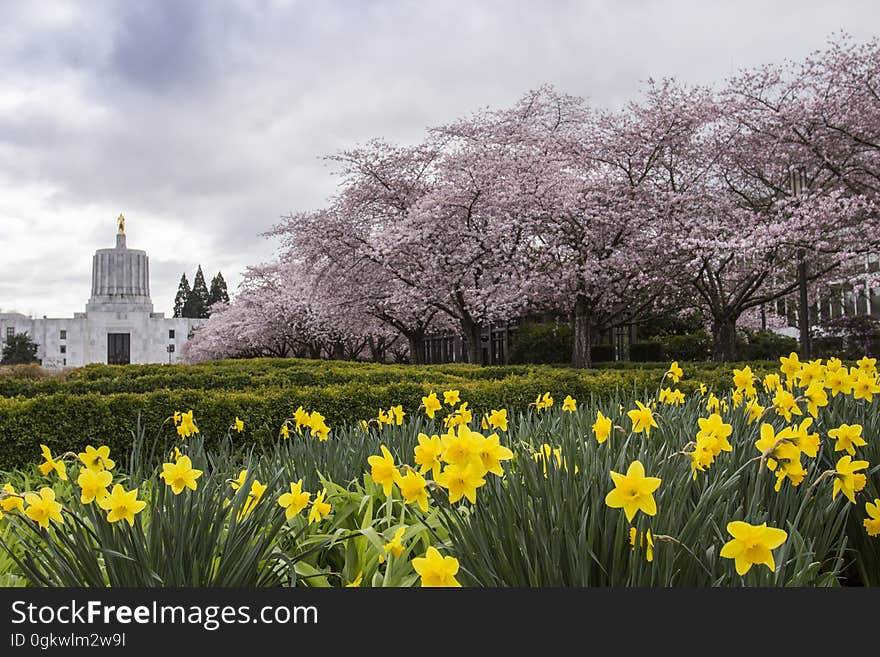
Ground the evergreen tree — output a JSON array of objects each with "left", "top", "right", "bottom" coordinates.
[
  {"left": 1, "top": 333, "right": 39, "bottom": 365},
  {"left": 208, "top": 271, "right": 230, "bottom": 314},
  {"left": 173, "top": 273, "right": 191, "bottom": 318},
  {"left": 184, "top": 265, "right": 211, "bottom": 319}
]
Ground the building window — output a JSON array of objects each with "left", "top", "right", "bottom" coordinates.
[
  {"left": 63, "top": 358, "right": 66, "bottom": 366},
  {"left": 168, "top": 344, "right": 175, "bottom": 353},
  {"left": 5, "top": 327, "right": 13, "bottom": 340},
  {"left": 60, "top": 330, "right": 67, "bottom": 340},
  {"left": 60, "top": 345, "right": 66, "bottom": 354},
  {"left": 169, "top": 329, "right": 176, "bottom": 339}
]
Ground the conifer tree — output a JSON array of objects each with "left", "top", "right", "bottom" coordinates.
[
  {"left": 1, "top": 333, "right": 39, "bottom": 365},
  {"left": 208, "top": 272, "right": 230, "bottom": 313},
  {"left": 173, "top": 273, "right": 191, "bottom": 318},
  {"left": 184, "top": 266, "right": 211, "bottom": 319}
]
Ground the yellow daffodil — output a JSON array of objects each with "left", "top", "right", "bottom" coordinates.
[
  {"left": 487, "top": 408, "right": 508, "bottom": 432},
  {"left": 628, "top": 527, "right": 654, "bottom": 562},
  {"left": 772, "top": 389, "right": 802, "bottom": 422},
  {"left": 440, "top": 425, "right": 479, "bottom": 468},
  {"left": 763, "top": 373, "right": 781, "bottom": 393},
  {"left": 38, "top": 444, "right": 67, "bottom": 481},
  {"left": 604, "top": 460, "right": 662, "bottom": 522},
  {"left": 833, "top": 456, "right": 869, "bottom": 504},
  {"left": 308, "top": 489, "right": 331, "bottom": 524},
  {"left": 233, "top": 417, "right": 245, "bottom": 433},
  {"left": 789, "top": 417, "right": 820, "bottom": 458},
  {"left": 533, "top": 444, "right": 576, "bottom": 477},
  {"left": 779, "top": 352, "right": 802, "bottom": 384},
  {"left": 306, "top": 411, "right": 330, "bottom": 441},
  {"left": 696, "top": 413, "right": 733, "bottom": 455},
  {"left": 857, "top": 356, "right": 877, "bottom": 376},
  {"left": 422, "top": 392, "right": 442, "bottom": 419},
  {"left": 278, "top": 479, "right": 311, "bottom": 519},
  {"left": 414, "top": 433, "right": 443, "bottom": 477},
  {"left": 690, "top": 434, "right": 717, "bottom": 478},
  {"left": 658, "top": 387, "right": 685, "bottom": 405},
  {"left": 398, "top": 470, "right": 430, "bottom": 512},
  {"left": 345, "top": 572, "right": 363, "bottom": 587},
  {"left": 797, "top": 360, "right": 825, "bottom": 388},
  {"left": 24, "top": 487, "right": 64, "bottom": 529},
  {"left": 828, "top": 423, "right": 867, "bottom": 456},
  {"left": 176, "top": 410, "right": 199, "bottom": 438},
  {"left": 98, "top": 484, "right": 146, "bottom": 526},
  {"left": 864, "top": 499, "right": 880, "bottom": 537},
  {"left": 412, "top": 547, "right": 460, "bottom": 587},
  {"left": 388, "top": 405, "right": 405, "bottom": 426},
  {"left": 534, "top": 392, "right": 554, "bottom": 411},
  {"left": 720, "top": 521, "right": 787, "bottom": 575},
  {"left": 383, "top": 527, "right": 406, "bottom": 559},
  {"left": 78, "top": 445, "right": 115, "bottom": 472},
  {"left": 627, "top": 401, "right": 659, "bottom": 438},
  {"left": 824, "top": 368, "right": 852, "bottom": 397},
  {"left": 592, "top": 410, "right": 612, "bottom": 444},
  {"left": 474, "top": 433, "right": 513, "bottom": 477},
  {"left": 230, "top": 471, "right": 266, "bottom": 520},
  {"left": 435, "top": 462, "right": 485, "bottom": 504},
  {"left": 851, "top": 371, "right": 880, "bottom": 402},
  {"left": 443, "top": 390, "right": 461, "bottom": 406},
  {"left": 666, "top": 361, "right": 683, "bottom": 383},
  {"left": 367, "top": 445, "right": 400, "bottom": 496},
  {"left": 755, "top": 424, "right": 805, "bottom": 491},
  {"left": 0, "top": 484, "right": 24, "bottom": 514},
  {"left": 732, "top": 366, "right": 755, "bottom": 392},
  {"left": 562, "top": 395, "right": 577, "bottom": 412},
  {"left": 293, "top": 406, "right": 310, "bottom": 432},
  {"left": 803, "top": 382, "right": 828, "bottom": 418},
  {"left": 159, "top": 455, "right": 203, "bottom": 495},
  {"left": 76, "top": 467, "right": 112, "bottom": 504},
  {"left": 744, "top": 398, "right": 765, "bottom": 424}
]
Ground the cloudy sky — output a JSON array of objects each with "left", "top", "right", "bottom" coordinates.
[{"left": 1, "top": 0, "right": 878, "bottom": 318}]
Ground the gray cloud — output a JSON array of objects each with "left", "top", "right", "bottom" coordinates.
[{"left": 1, "top": 0, "right": 878, "bottom": 317}]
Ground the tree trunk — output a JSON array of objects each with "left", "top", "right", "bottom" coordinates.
[
  {"left": 571, "top": 296, "right": 593, "bottom": 369},
  {"left": 407, "top": 334, "right": 424, "bottom": 365},
  {"left": 367, "top": 336, "right": 383, "bottom": 363},
  {"left": 797, "top": 251, "right": 812, "bottom": 358},
  {"left": 711, "top": 314, "right": 739, "bottom": 362},
  {"left": 461, "top": 317, "right": 482, "bottom": 365}
]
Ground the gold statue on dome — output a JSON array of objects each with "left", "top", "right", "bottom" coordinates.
[{"left": 117, "top": 214, "right": 125, "bottom": 234}]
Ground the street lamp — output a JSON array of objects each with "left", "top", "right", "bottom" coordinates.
[{"left": 790, "top": 167, "right": 811, "bottom": 358}]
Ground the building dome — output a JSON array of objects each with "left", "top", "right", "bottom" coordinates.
[{"left": 86, "top": 214, "right": 154, "bottom": 313}]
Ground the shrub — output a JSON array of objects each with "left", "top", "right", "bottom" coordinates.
[
  {"left": 659, "top": 331, "right": 713, "bottom": 361},
  {"left": 0, "top": 363, "right": 767, "bottom": 470},
  {"left": 630, "top": 341, "right": 665, "bottom": 362},
  {"left": 508, "top": 322, "right": 572, "bottom": 364},
  {"left": 737, "top": 329, "right": 799, "bottom": 360}
]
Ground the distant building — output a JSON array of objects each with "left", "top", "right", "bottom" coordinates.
[
  {"left": 774, "top": 254, "right": 880, "bottom": 336},
  {"left": 0, "top": 216, "right": 205, "bottom": 369}
]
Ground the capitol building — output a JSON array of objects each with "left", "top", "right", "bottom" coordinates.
[{"left": 0, "top": 216, "right": 205, "bottom": 369}]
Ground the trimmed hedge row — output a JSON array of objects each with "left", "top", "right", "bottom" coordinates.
[
  {"left": 0, "top": 364, "right": 771, "bottom": 470},
  {"left": 0, "top": 358, "right": 780, "bottom": 398}
]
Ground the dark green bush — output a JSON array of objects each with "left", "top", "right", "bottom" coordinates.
[
  {"left": 589, "top": 345, "right": 615, "bottom": 362},
  {"left": 737, "top": 329, "right": 799, "bottom": 360},
  {"left": 0, "top": 361, "right": 763, "bottom": 470},
  {"left": 508, "top": 322, "right": 572, "bottom": 364},
  {"left": 660, "top": 331, "right": 713, "bottom": 361},
  {"left": 630, "top": 341, "right": 665, "bottom": 362}
]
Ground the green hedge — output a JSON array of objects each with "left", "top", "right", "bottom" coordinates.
[
  {"left": 0, "top": 357, "right": 787, "bottom": 399},
  {"left": 0, "top": 363, "right": 767, "bottom": 470}
]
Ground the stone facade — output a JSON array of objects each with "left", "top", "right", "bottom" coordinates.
[{"left": 0, "top": 220, "right": 205, "bottom": 369}]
